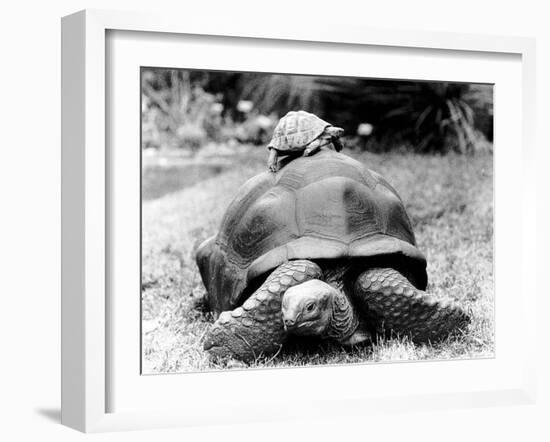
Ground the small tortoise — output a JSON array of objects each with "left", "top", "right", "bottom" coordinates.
[
  {"left": 196, "top": 150, "right": 469, "bottom": 361},
  {"left": 267, "top": 110, "right": 344, "bottom": 172}
]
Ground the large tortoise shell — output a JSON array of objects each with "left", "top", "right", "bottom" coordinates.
[
  {"left": 268, "top": 110, "right": 331, "bottom": 152},
  {"left": 196, "top": 150, "right": 427, "bottom": 314}
]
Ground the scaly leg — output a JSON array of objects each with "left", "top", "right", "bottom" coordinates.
[
  {"left": 303, "top": 139, "right": 322, "bottom": 156},
  {"left": 354, "top": 268, "right": 470, "bottom": 343},
  {"left": 203, "top": 260, "right": 322, "bottom": 361},
  {"left": 267, "top": 148, "right": 279, "bottom": 172}
]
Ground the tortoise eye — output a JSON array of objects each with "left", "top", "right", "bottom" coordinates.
[{"left": 306, "top": 303, "right": 315, "bottom": 312}]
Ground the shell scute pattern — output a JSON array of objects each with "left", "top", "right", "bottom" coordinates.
[
  {"left": 216, "top": 174, "right": 274, "bottom": 253},
  {"left": 227, "top": 186, "right": 299, "bottom": 267},
  {"left": 343, "top": 182, "right": 381, "bottom": 237},
  {"left": 268, "top": 111, "right": 330, "bottom": 152}
]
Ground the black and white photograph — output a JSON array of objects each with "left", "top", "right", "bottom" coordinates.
[{"left": 140, "top": 68, "right": 494, "bottom": 373}]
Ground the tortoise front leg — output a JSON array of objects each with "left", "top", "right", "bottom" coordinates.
[
  {"left": 354, "top": 268, "right": 470, "bottom": 343},
  {"left": 203, "top": 260, "right": 322, "bottom": 361},
  {"left": 303, "top": 139, "right": 322, "bottom": 157},
  {"left": 267, "top": 148, "right": 279, "bottom": 172}
]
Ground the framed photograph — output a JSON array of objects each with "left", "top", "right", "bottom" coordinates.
[{"left": 61, "top": 9, "right": 537, "bottom": 432}]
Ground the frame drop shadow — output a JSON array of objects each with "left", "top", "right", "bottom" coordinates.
[{"left": 35, "top": 408, "right": 61, "bottom": 423}]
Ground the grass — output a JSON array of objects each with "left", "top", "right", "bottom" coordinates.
[{"left": 141, "top": 147, "right": 494, "bottom": 373}]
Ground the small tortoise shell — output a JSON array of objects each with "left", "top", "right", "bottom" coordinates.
[{"left": 268, "top": 110, "right": 332, "bottom": 152}]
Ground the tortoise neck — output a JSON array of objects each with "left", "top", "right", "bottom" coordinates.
[{"left": 327, "top": 289, "right": 358, "bottom": 342}]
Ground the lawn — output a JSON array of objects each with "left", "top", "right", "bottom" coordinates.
[{"left": 141, "top": 147, "right": 494, "bottom": 373}]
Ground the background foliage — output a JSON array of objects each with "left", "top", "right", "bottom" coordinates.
[{"left": 142, "top": 68, "right": 493, "bottom": 154}]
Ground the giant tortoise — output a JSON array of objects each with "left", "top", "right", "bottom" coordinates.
[{"left": 196, "top": 149, "right": 469, "bottom": 361}]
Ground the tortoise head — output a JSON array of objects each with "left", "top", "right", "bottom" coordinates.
[
  {"left": 281, "top": 279, "right": 336, "bottom": 336},
  {"left": 324, "top": 126, "right": 344, "bottom": 138}
]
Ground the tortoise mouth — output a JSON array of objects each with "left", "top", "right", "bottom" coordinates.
[
  {"left": 294, "top": 319, "right": 317, "bottom": 329},
  {"left": 284, "top": 316, "right": 319, "bottom": 331},
  {"left": 286, "top": 318, "right": 328, "bottom": 337}
]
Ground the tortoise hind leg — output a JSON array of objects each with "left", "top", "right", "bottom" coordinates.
[
  {"left": 353, "top": 268, "right": 470, "bottom": 343},
  {"left": 203, "top": 260, "right": 322, "bottom": 362},
  {"left": 195, "top": 236, "right": 216, "bottom": 284}
]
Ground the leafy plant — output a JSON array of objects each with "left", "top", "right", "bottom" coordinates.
[
  {"left": 142, "top": 68, "right": 493, "bottom": 155},
  {"left": 142, "top": 69, "right": 222, "bottom": 150},
  {"left": 318, "top": 78, "right": 492, "bottom": 154},
  {"left": 240, "top": 74, "right": 329, "bottom": 117},
  {"left": 381, "top": 82, "right": 486, "bottom": 153}
]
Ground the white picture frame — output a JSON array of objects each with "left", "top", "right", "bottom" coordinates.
[{"left": 61, "top": 9, "right": 537, "bottom": 433}]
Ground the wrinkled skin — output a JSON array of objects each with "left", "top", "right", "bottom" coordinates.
[
  {"left": 281, "top": 279, "right": 335, "bottom": 336},
  {"left": 203, "top": 260, "right": 322, "bottom": 361},
  {"left": 203, "top": 260, "right": 470, "bottom": 361}
]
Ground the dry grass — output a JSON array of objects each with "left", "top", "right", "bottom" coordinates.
[{"left": 141, "top": 148, "right": 494, "bottom": 373}]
